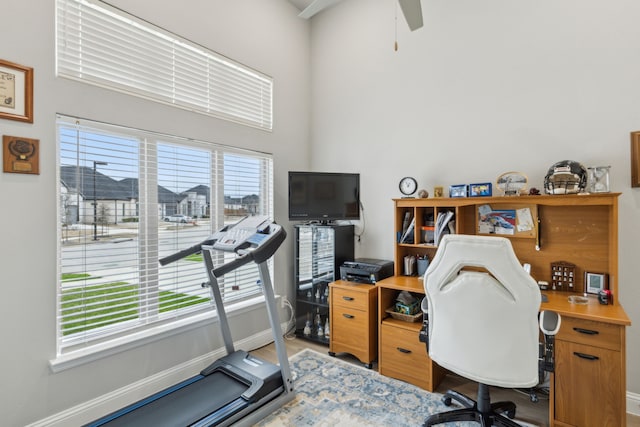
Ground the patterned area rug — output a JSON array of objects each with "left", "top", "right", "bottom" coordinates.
[{"left": 255, "top": 349, "right": 537, "bottom": 427}]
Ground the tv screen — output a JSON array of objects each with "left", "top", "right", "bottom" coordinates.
[{"left": 288, "top": 171, "right": 360, "bottom": 222}]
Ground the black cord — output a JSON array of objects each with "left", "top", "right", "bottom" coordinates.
[{"left": 354, "top": 200, "right": 365, "bottom": 242}]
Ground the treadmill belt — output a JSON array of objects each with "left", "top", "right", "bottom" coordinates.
[{"left": 99, "top": 371, "right": 248, "bottom": 427}]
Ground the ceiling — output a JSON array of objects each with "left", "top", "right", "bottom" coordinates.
[
  {"left": 287, "top": 0, "right": 423, "bottom": 31},
  {"left": 287, "top": 0, "right": 342, "bottom": 19}
]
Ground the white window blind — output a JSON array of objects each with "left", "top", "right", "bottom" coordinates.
[
  {"left": 57, "top": 115, "right": 274, "bottom": 354},
  {"left": 56, "top": 0, "right": 273, "bottom": 130}
]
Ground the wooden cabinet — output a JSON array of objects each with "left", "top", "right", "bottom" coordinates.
[
  {"left": 378, "top": 194, "right": 630, "bottom": 426},
  {"left": 377, "top": 276, "right": 447, "bottom": 391},
  {"left": 329, "top": 280, "right": 377, "bottom": 368},
  {"left": 552, "top": 316, "right": 626, "bottom": 427}
]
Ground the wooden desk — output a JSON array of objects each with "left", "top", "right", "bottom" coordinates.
[
  {"left": 377, "top": 276, "right": 631, "bottom": 427},
  {"left": 382, "top": 193, "right": 631, "bottom": 426}
]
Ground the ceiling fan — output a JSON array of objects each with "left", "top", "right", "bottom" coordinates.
[{"left": 294, "top": 0, "right": 424, "bottom": 31}]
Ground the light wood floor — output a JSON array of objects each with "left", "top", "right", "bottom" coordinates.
[{"left": 251, "top": 337, "right": 640, "bottom": 427}]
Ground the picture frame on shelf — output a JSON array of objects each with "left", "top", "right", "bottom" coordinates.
[
  {"left": 585, "top": 272, "right": 608, "bottom": 295},
  {"left": 469, "top": 182, "right": 492, "bottom": 197},
  {"left": 0, "top": 59, "right": 33, "bottom": 123},
  {"left": 449, "top": 184, "right": 467, "bottom": 198}
]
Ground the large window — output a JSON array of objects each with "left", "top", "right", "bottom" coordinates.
[
  {"left": 56, "top": 0, "right": 273, "bottom": 130},
  {"left": 57, "top": 115, "right": 273, "bottom": 356}
]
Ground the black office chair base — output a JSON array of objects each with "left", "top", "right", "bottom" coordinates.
[{"left": 425, "top": 384, "right": 524, "bottom": 427}]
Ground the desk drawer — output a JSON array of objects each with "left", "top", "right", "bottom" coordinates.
[
  {"left": 380, "top": 323, "right": 432, "bottom": 389},
  {"left": 557, "top": 317, "right": 621, "bottom": 351},
  {"left": 331, "top": 286, "right": 368, "bottom": 311},
  {"left": 332, "top": 305, "right": 367, "bottom": 342}
]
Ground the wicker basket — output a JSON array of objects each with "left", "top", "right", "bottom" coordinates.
[{"left": 385, "top": 306, "right": 422, "bottom": 323}]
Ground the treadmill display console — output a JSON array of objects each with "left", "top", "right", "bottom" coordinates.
[{"left": 212, "top": 215, "right": 269, "bottom": 252}]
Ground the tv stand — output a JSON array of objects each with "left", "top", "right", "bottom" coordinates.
[{"left": 294, "top": 223, "right": 354, "bottom": 345}]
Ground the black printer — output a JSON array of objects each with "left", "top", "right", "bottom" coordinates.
[{"left": 340, "top": 258, "right": 394, "bottom": 284}]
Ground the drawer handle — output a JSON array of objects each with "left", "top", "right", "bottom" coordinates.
[
  {"left": 574, "top": 352, "right": 599, "bottom": 361},
  {"left": 396, "top": 347, "right": 411, "bottom": 354},
  {"left": 573, "top": 327, "right": 599, "bottom": 335},
  {"left": 342, "top": 296, "right": 354, "bottom": 301},
  {"left": 342, "top": 313, "right": 355, "bottom": 319}
]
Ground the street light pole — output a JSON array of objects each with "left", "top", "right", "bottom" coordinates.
[{"left": 93, "top": 161, "right": 108, "bottom": 241}]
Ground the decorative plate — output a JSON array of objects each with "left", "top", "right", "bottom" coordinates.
[{"left": 496, "top": 171, "right": 528, "bottom": 195}]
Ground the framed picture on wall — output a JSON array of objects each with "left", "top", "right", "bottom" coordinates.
[
  {"left": 0, "top": 59, "right": 33, "bottom": 123},
  {"left": 631, "top": 131, "right": 640, "bottom": 187}
]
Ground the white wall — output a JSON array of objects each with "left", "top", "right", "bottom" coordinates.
[
  {"left": 0, "top": 1, "right": 309, "bottom": 426},
  {"left": 308, "top": 0, "right": 640, "bottom": 396}
]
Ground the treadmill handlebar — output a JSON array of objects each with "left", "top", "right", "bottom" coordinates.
[
  {"left": 158, "top": 239, "right": 215, "bottom": 266},
  {"left": 211, "top": 251, "right": 251, "bottom": 277},
  {"left": 159, "top": 221, "right": 286, "bottom": 277},
  {"left": 208, "top": 224, "right": 287, "bottom": 278}
]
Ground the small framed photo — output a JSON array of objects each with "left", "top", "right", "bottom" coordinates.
[
  {"left": 585, "top": 272, "right": 608, "bottom": 295},
  {"left": 469, "top": 182, "right": 492, "bottom": 197},
  {"left": 449, "top": 184, "right": 467, "bottom": 198}
]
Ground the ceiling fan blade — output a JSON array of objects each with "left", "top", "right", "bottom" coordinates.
[
  {"left": 299, "top": 0, "right": 343, "bottom": 19},
  {"left": 398, "top": 0, "right": 423, "bottom": 31}
]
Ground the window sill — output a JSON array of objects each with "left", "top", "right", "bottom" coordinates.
[{"left": 49, "top": 296, "right": 266, "bottom": 373}]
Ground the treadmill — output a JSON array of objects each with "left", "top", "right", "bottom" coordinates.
[{"left": 86, "top": 216, "right": 294, "bottom": 427}]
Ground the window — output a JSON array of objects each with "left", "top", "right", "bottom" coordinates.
[
  {"left": 56, "top": 0, "right": 273, "bottom": 130},
  {"left": 57, "top": 115, "right": 273, "bottom": 356}
]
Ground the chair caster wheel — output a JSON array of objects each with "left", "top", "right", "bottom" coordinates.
[{"left": 442, "top": 396, "right": 452, "bottom": 406}]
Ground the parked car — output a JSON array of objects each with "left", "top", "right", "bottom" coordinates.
[{"left": 163, "top": 214, "right": 193, "bottom": 223}]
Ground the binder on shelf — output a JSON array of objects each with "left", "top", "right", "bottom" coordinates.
[
  {"left": 434, "top": 211, "right": 455, "bottom": 245},
  {"left": 400, "top": 218, "right": 415, "bottom": 244},
  {"left": 401, "top": 211, "right": 412, "bottom": 234}
]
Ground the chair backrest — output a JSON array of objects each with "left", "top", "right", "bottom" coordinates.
[{"left": 423, "top": 234, "right": 542, "bottom": 388}]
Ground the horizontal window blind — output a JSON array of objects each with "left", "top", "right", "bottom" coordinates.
[
  {"left": 57, "top": 115, "right": 274, "bottom": 354},
  {"left": 56, "top": 0, "right": 273, "bottom": 130}
]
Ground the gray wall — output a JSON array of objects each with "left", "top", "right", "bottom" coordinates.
[
  {"left": 307, "top": 0, "right": 640, "bottom": 401},
  {"left": 0, "top": 1, "right": 309, "bottom": 426}
]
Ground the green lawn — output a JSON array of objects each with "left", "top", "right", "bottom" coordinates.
[
  {"left": 61, "top": 280, "right": 210, "bottom": 335},
  {"left": 184, "top": 253, "right": 203, "bottom": 262}
]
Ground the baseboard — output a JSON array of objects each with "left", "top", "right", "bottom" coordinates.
[
  {"left": 26, "top": 327, "right": 278, "bottom": 427},
  {"left": 628, "top": 391, "right": 640, "bottom": 417}
]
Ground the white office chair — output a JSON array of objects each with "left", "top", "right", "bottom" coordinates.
[{"left": 423, "top": 234, "right": 542, "bottom": 426}]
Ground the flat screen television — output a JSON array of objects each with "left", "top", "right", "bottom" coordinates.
[{"left": 288, "top": 171, "right": 360, "bottom": 222}]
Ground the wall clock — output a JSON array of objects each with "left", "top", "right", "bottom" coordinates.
[{"left": 399, "top": 176, "right": 418, "bottom": 197}]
